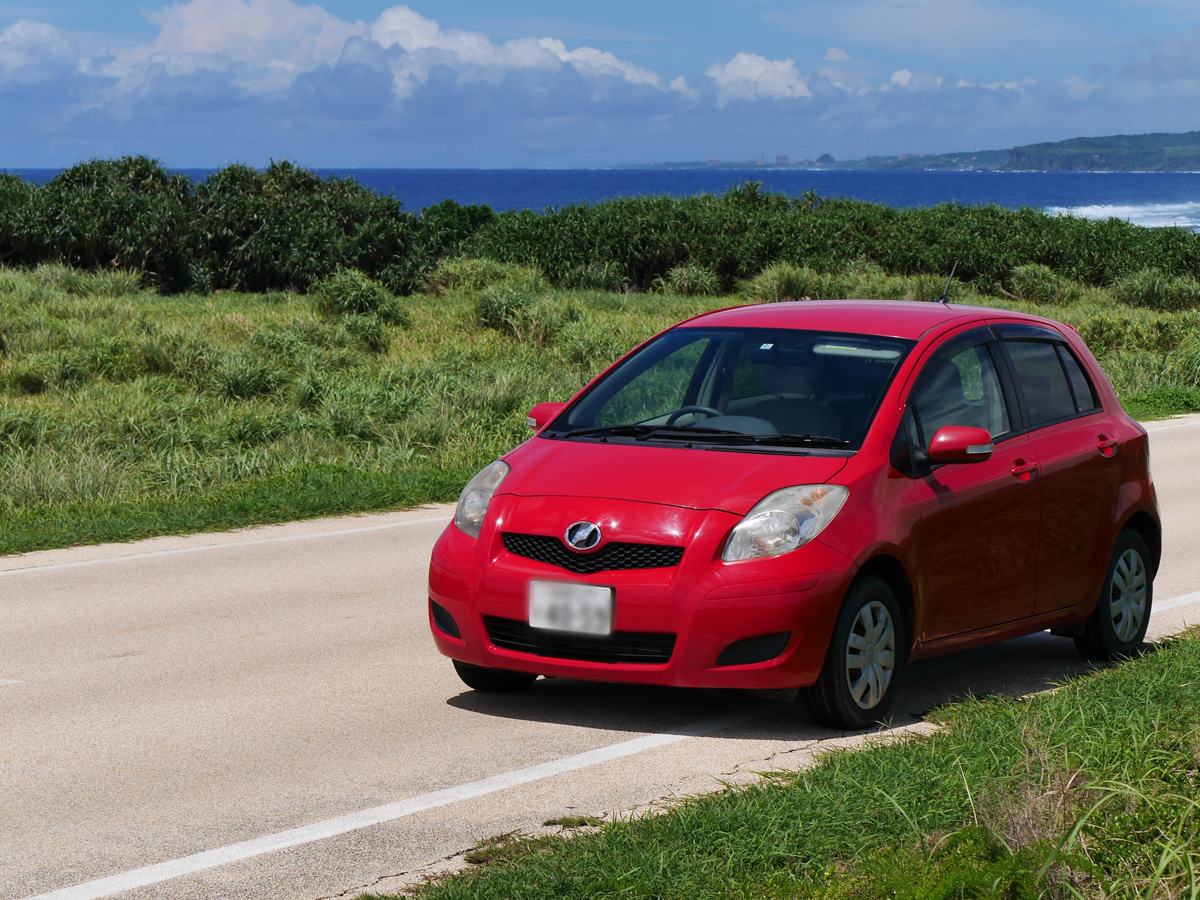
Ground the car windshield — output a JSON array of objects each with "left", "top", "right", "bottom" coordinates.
[{"left": 545, "top": 326, "right": 915, "bottom": 452}]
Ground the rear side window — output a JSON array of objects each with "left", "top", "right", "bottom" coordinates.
[
  {"left": 1056, "top": 345, "right": 1100, "bottom": 412},
  {"left": 1004, "top": 341, "right": 1080, "bottom": 426}
]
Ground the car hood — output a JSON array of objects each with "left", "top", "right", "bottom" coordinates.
[{"left": 499, "top": 436, "right": 850, "bottom": 516}]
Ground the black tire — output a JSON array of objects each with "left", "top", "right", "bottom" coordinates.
[
  {"left": 1074, "top": 529, "right": 1153, "bottom": 661},
  {"left": 804, "top": 576, "right": 905, "bottom": 730},
  {"left": 452, "top": 660, "right": 538, "bottom": 693}
]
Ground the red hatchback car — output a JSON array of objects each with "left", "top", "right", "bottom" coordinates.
[{"left": 428, "top": 300, "right": 1161, "bottom": 728}]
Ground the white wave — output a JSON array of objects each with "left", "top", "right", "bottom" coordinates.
[{"left": 1048, "top": 202, "right": 1200, "bottom": 231}]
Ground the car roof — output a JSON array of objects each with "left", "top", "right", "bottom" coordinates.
[{"left": 677, "top": 299, "right": 1048, "bottom": 340}]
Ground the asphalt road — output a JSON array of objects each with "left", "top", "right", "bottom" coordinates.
[{"left": 3, "top": 415, "right": 1199, "bottom": 900}]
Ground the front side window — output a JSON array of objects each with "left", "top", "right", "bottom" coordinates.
[
  {"left": 908, "top": 340, "right": 1011, "bottom": 449},
  {"left": 1005, "top": 340, "right": 1080, "bottom": 426}
]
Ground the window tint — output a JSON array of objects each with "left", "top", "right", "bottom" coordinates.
[
  {"left": 1056, "top": 345, "right": 1099, "bottom": 412},
  {"left": 1005, "top": 341, "right": 1078, "bottom": 425},
  {"left": 909, "top": 341, "right": 1010, "bottom": 448}
]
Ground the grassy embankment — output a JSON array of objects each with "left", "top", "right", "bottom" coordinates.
[
  {"left": 2, "top": 255, "right": 1200, "bottom": 557},
  {"left": 5, "top": 162, "right": 1200, "bottom": 554},
  {"left": 383, "top": 631, "right": 1200, "bottom": 900}
]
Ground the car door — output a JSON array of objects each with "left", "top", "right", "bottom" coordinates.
[
  {"left": 996, "top": 330, "right": 1122, "bottom": 615},
  {"left": 903, "top": 330, "right": 1042, "bottom": 640}
]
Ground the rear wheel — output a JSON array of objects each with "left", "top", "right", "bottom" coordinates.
[
  {"left": 1074, "top": 529, "right": 1152, "bottom": 661},
  {"left": 452, "top": 660, "right": 538, "bottom": 693},
  {"left": 804, "top": 576, "right": 904, "bottom": 730}
]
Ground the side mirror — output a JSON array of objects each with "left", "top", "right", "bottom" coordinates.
[
  {"left": 527, "top": 401, "right": 567, "bottom": 431},
  {"left": 928, "top": 426, "right": 994, "bottom": 464}
]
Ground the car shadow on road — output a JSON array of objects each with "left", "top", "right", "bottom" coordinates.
[{"left": 444, "top": 630, "right": 1107, "bottom": 743}]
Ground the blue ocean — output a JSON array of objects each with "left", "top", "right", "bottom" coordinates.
[{"left": 8, "top": 167, "right": 1200, "bottom": 231}]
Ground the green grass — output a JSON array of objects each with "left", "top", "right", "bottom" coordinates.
[
  {"left": 369, "top": 633, "right": 1200, "bottom": 900},
  {"left": 2, "top": 259, "right": 1200, "bottom": 556}
]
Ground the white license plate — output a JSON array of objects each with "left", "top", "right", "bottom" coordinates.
[{"left": 528, "top": 581, "right": 613, "bottom": 636}]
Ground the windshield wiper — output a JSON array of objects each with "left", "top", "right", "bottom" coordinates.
[
  {"left": 556, "top": 424, "right": 660, "bottom": 439},
  {"left": 554, "top": 424, "right": 850, "bottom": 449},
  {"left": 634, "top": 425, "right": 749, "bottom": 441},
  {"left": 751, "top": 433, "right": 852, "bottom": 447}
]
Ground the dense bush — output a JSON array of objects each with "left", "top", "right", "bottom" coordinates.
[
  {"left": 189, "top": 162, "right": 413, "bottom": 293},
  {"left": 24, "top": 158, "right": 193, "bottom": 289},
  {"left": 5, "top": 160, "right": 1200, "bottom": 301}
]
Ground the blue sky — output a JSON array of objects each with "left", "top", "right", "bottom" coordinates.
[{"left": 1, "top": 0, "right": 1198, "bottom": 167}]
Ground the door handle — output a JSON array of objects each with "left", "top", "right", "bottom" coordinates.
[
  {"left": 1097, "top": 435, "right": 1119, "bottom": 458},
  {"left": 1011, "top": 459, "right": 1039, "bottom": 483}
]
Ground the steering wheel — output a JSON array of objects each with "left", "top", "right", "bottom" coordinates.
[{"left": 665, "top": 405, "right": 723, "bottom": 426}]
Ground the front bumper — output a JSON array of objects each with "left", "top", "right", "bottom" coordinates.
[{"left": 426, "top": 494, "right": 857, "bottom": 690}]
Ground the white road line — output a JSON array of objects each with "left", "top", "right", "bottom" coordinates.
[
  {"left": 0, "top": 516, "right": 450, "bottom": 578},
  {"left": 1144, "top": 417, "right": 1200, "bottom": 432},
  {"left": 0, "top": 679, "right": 20, "bottom": 687},
  {"left": 1157, "top": 590, "right": 1200, "bottom": 613},
  {"left": 19, "top": 709, "right": 762, "bottom": 900}
]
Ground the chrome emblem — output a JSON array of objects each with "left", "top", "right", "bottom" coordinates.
[{"left": 564, "top": 521, "right": 602, "bottom": 551}]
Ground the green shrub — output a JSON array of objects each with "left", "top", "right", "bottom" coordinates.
[
  {"left": 28, "top": 157, "right": 193, "bottom": 290},
  {"left": 385, "top": 200, "right": 496, "bottom": 295},
  {"left": 190, "top": 162, "right": 413, "bottom": 293}
]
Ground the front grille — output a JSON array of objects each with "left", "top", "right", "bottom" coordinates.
[
  {"left": 502, "top": 533, "right": 684, "bottom": 574},
  {"left": 485, "top": 616, "right": 676, "bottom": 665}
]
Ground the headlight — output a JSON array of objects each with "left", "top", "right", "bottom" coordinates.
[
  {"left": 723, "top": 484, "right": 849, "bottom": 562},
  {"left": 454, "top": 460, "right": 510, "bottom": 539}
]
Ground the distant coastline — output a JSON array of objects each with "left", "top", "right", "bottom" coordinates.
[{"left": 627, "top": 129, "right": 1200, "bottom": 174}]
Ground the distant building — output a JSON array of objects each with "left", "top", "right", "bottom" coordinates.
[
  {"left": 775, "top": 155, "right": 790, "bottom": 166},
  {"left": 756, "top": 155, "right": 768, "bottom": 166},
  {"left": 707, "top": 158, "right": 721, "bottom": 167}
]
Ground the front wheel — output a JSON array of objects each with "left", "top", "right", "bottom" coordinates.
[
  {"left": 1074, "top": 530, "right": 1153, "bottom": 661},
  {"left": 804, "top": 576, "right": 905, "bottom": 730},
  {"left": 452, "top": 660, "right": 538, "bottom": 693}
]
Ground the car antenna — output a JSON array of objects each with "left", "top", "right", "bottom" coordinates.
[{"left": 936, "top": 261, "right": 958, "bottom": 305}]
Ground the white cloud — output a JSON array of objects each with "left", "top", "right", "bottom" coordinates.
[
  {"left": 706, "top": 52, "right": 811, "bottom": 106},
  {"left": 144, "top": 0, "right": 366, "bottom": 67},
  {"left": 0, "top": 19, "right": 76, "bottom": 80}
]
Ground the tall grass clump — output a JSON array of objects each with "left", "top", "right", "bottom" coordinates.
[
  {"left": 655, "top": 264, "right": 722, "bottom": 296},
  {"left": 1006, "top": 263, "right": 1084, "bottom": 306},
  {"left": 1110, "top": 268, "right": 1200, "bottom": 311},
  {"left": 743, "top": 262, "right": 817, "bottom": 302},
  {"left": 312, "top": 268, "right": 408, "bottom": 324},
  {"left": 422, "top": 257, "right": 545, "bottom": 296},
  {"left": 475, "top": 279, "right": 579, "bottom": 346}
]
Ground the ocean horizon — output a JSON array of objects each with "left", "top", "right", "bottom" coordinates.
[{"left": 6, "top": 166, "right": 1200, "bottom": 232}]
